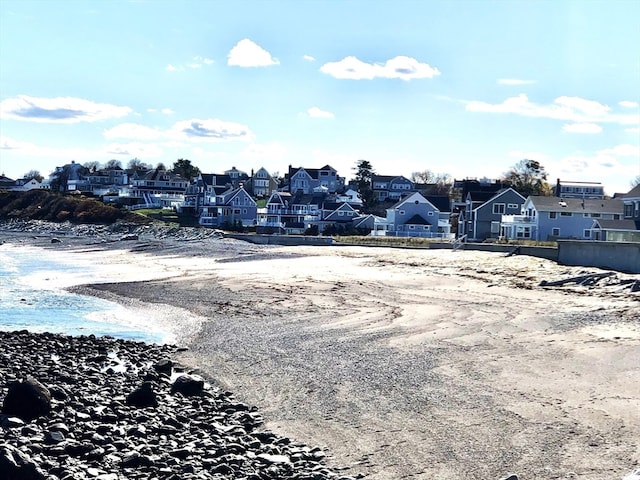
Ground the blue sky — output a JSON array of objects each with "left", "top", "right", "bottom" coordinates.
[{"left": 0, "top": 0, "right": 638, "bottom": 195}]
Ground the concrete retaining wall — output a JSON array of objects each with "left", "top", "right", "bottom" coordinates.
[
  {"left": 557, "top": 240, "right": 640, "bottom": 273},
  {"left": 428, "top": 242, "right": 558, "bottom": 261},
  {"left": 226, "top": 234, "right": 334, "bottom": 246}
]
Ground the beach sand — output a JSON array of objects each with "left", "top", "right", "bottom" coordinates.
[{"left": 3, "top": 230, "right": 639, "bottom": 479}]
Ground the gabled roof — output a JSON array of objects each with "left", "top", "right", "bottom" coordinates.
[
  {"left": 390, "top": 191, "right": 440, "bottom": 211},
  {"left": 218, "top": 187, "right": 256, "bottom": 206},
  {"left": 200, "top": 173, "right": 232, "bottom": 187},
  {"left": 473, "top": 188, "right": 525, "bottom": 212},
  {"left": 372, "top": 174, "right": 412, "bottom": 185},
  {"left": 527, "top": 196, "right": 623, "bottom": 214},
  {"left": 466, "top": 190, "right": 498, "bottom": 203}
]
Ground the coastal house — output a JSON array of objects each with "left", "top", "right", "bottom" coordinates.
[
  {"left": 287, "top": 165, "right": 341, "bottom": 194},
  {"left": 371, "top": 175, "right": 414, "bottom": 202},
  {"left": 124, "top": 168, "right": 189, "bottom": 208},
  {"left": 257, "top": 191, "right": 318, "bottom": 234},
  {"left": 8, "top": 176, "right": 44, "bottom": 191},
  {"left": 199, "top": 186, "right": 257, "bottom": 228},
  {"left": 245, "top": 167, "right": 278, "bottom": 198},
  {"left": 373, "top": 192, "right": 451, "bottom": 238},
  {"left": 85, "top": 166, "right": 129, "bottom": 196},
  {"left": 459, "top": 188, "right": 525, "bottom": 241},
  {"left": 554, "top": 179, "right": 604, "bottom": 199},
  {"left": 500, "top": 196, "right": 624, "bottom": 241},
  {"left": 224, "top": 166, "right": 249, "bottom": 189},
  {"left": 590, "top": 185, "right": 640, "bottom": 242}
]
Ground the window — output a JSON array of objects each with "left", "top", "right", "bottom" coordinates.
[
  {"left": 591, "top": 213, "right": 601, "bottom": 218},
  {"left": 234, "top": 209, "right": 241, "bottom": 214},
  {"left": 428, "top": 211, "right": 434, "bottom": 216},
  {"left": 493, "top": 203, "right": 505, "bottom": 214},
  {"left": 409, "top": 225, "right": 415, "bottom": 230},
  {"left": 583, "top": 229, "right": 591, "bottom": 238},
  {"left": 560, "top": 212, "right": 572, "bottom": 216},
  {"left": 508, "top": 203, "right": 519, "bottom": 209},
  {"left": 491, "top": 221, "right": 500, "bottom": 233},
  {"left": 399, "top": 210, "right": 405, "bottom": 215},
  {"left": 549, "top": 212, "right": 557, "bottom": 219},
  {"left": 552, "top": 227, "right": 560, "bottom": 236},
  {"left": 625, "top": 204, "right": 634, "bottom": 217}
]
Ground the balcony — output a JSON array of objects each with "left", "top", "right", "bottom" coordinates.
[{"left": 501, "top": 215, "right": 535, "bottom": 224}]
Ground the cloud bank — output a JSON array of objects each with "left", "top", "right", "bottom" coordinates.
[
  {"left": 0, "top": 95, "right": 131, "bottom": 123},
  {"left": 320, "top": 55, "right": 440, "bottom": 81}
]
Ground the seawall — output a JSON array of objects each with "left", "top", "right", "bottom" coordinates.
[{"left": 558, "top": 240, "right": 640, "bottom": 273}]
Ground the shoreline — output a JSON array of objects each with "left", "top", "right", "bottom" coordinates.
[{"left": 2, "top": 226, "right": 639, "bottom": 479}]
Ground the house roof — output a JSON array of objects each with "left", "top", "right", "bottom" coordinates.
[
  {"left": 593, "top": 219, "right": 640, "bottom": 230},
  {"left": 529, "top": 196, "right": 623, "bottom": 214},
  {"left": 467, "top": 190, "right": 499, "bottom": 203},
  {"left": 622, "top": 184, "right": 640, "bottom": 199},
  {"left": 425, "top": 195, "right": 450, "bottom": 212},
  {"left": 473, "top": 188, "right": 525, "bottom": 211}
]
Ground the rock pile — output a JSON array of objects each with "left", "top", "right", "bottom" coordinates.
[{"left": 0, "top": 330, "right": 360, "bottom": 480}]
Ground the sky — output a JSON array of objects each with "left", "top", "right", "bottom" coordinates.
[{"left": 0, "top": 0, "right": 639, "bottom": 196}]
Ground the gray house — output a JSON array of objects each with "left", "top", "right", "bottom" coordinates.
[
  {"left": 199, "top": 186, "right": 257, "bottom": 228},
  {"left": 591, "top": 185, "right": 640, "bottom": 242},
  {"left": 287, "top": 165, "right": 341, "bottom": 194},
  {"left": 373, "top": 192, "right": 451, "bottom": 238},
  {"left": 371, "top": 175, "right": 414, "bottom": 202},
  {"left": 500, "top": 196, "right": 624, "bottom": 241},
  {"left": 461, "top": 188, "right": 525, "bottom": 241}
]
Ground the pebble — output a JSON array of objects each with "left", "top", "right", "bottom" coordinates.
[{"left": 0, "top": 330, "right": 359, "bottom": 480}]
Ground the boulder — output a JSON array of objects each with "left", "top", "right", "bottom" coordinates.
[
  {"left": 2, "top": 376, "right": 51, "bottom": 421},
  {"left": 0, "top": 443, "right": 47, "bottom": 480},
  {"left": 171, "top": 374, "right": 205, "bottom": 396},
  {"left": 125, "top": 382, "right": 158, "bottom": 408}
]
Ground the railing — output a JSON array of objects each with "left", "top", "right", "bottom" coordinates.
[
  {"left": 501, "top": 215, "right": 535, "bottom": 224},
  {"left": 451, "top": 234, "right": 467, "bottom": 251}
]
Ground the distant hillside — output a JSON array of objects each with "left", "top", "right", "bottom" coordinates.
[{"left": 0, "top": 190, "right": 148, "bottom": 224}]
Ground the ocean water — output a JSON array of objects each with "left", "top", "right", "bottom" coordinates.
[{"left": 0, "top": 245, "right": 164, "bottom": 343}]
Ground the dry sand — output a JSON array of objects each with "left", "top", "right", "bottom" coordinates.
[{"left": 3, "top": 232, "right": 639, "bottom": 479}]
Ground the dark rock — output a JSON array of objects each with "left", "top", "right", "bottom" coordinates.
[
  {"left": 171, "top": 375, "right": 204, "bottom": 396},
  {"left": 0, "top": 414, "right": 25, "bottom": 429},
  {"left": 45, "top": 431, "right": 65, "bottom": 444},
  {"left": 0, "top": 443, "right": 48, "bottom": 480},
  {"left": 2, "top": 376, "right": 52, "bottom": 421},
  {"left": 51, "top": 238, "right": 62, "bottom": 243},
  {"left": 153, "top": 358, "right": 173, "bottom": 375},
  {"left": 126, "top": 382, "right": 158, "bottom": 408},
  {"left": 499, "top": 475, "right": 519, "bottom": 480}
]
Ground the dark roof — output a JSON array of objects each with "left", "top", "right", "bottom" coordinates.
[
  {"left": 623, "top": 184, "right": 640, "bottom": 198},
  {"left": 467, "top": 190, "right": 499, "bottom": 203},
  {"left": 404, "top": 214, "right": 431, "bottom": 225},
  {"left": 530, "top": 196, "right": 623, "bottom": 214},
  {"left": 426, "top": 195, "right": 450, "bottom": 212},
  {"left": 593, "top": 219, "right": 640, "bottom": 230}
]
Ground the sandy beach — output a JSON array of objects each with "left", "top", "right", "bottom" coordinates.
[{"left": 2, "top": 228, "right": 639, "bottom": 480}]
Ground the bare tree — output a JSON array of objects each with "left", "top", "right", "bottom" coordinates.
[
  {"left": 105, "top": 159, "right": 123, "bottom": 169},
  {"left": 632, "top": 175, "right": 640, "bottom": 188},
  {"left": 83, "top": 161, "right": 100, "bottom": 172},
  {"left": 411, "top": 170, "right": 452, "bottom": 195},
  {"left": 23, "top": 170, "right": 44, "bottom": 182}
]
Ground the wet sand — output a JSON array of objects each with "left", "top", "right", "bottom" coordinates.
[{"left": 2, "top": 230, "right": 639, "bottom": 479}]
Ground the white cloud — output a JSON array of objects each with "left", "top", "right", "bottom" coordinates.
[
  {"left": 307, "top": 107, "right": 334, "bottom": 119},
  {"left": 562, "top": 123, "right": 603, "bottom": 134},
  {"left": 227, "top": 39, "right": 279, "bottom": 67},
  {"left": 320, "top": 55, "right": 440, "bottom": 81},
  {"left": 466, "top": 94, "right": 639, "bottom": 127},
  {"left": 0, "top": 95, "right": 132, "bottom": 123},
  {"left": 625, "top": 127, "right": 640, "bottom": 134},
  {"left": 167, "top": 56, "right": 213, "bottom": 71},
  {"left": 161, "top": 108, "right": 174, "bottom": 115},
  {"left": 598, "top": 144, "right": 640, "bottom": 157},
  {"left": 170, "top": 118, "right": 253, "bottom": 142},
  {"left": 303, "top": 55, "right": 315, "bottom": 62},
  {"left": 103, "top": 123, "right": 163, "bottom": 140},
  {"left": 165, "top": 64, "right": 180, "bottom": 72},
  {"left": 619, "top": 100, "right": 639, "bottom": 108},
  {"left": 498, "top": 78, "right": 536, "bottom": 86}
]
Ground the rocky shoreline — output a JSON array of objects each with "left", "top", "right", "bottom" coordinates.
[{"left": 0, "top": 330, "right": 360, "bottom": 480}]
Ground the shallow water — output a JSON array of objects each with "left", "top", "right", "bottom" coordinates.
[{"left": 0, "top": 244, "right": 163, "bottom": 343}]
